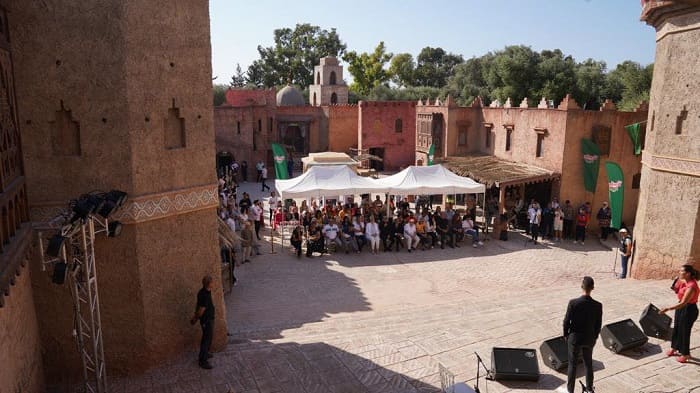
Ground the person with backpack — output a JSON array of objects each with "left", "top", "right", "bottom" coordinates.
[{"left": 618, "top": 228, "right": 633, "bottom": 279}]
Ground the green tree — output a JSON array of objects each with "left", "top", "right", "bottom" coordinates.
[
  {"left": 414, "top": 47, "right": 463, "bottom": 88},
  {"left": 485, "top": 45, "right": 540, "bottom": 104},
  {"left": 446, "top": 56, "right": 492, "bottom": 106},
  {"left": 573, "top": 59, "right": 607, "bottom": 110},
  {"left": 230, "top": 63, "right": 247, "bottom": 87},
  {"left": 388, "top": 53, "right": 416, "bottom": 87},
  {"left": 534, "top": 49, "right": 576, "bottom": 106},
  {"left": 246, "top": 23, "right": 347, "bottom": 89},
  {"left": 343, "top": 42, "right": 393, "bottom": 96},
  {"left": 604, "top": 61, "right": 653, "bottom": 110},
  {"left": 213, "top": 84, "right": 228, "bottom": 106}
]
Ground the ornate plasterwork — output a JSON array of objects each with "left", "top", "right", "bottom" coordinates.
[
  {"left": 642, "top": 151, "right": 700, "bottom": 177},
  {"left": 30, "top": 184, "right": 218, "bottom": 225}
]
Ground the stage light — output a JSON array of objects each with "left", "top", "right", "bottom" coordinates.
[
  {"left": 46, "top": 234, "right": 67, "bottom": 257},
  {"left": 97, "top": 200, "right": 117, "bottom": 219},
  {"left": 108, "top": 221, "right": 122, "bottom": 237},
  {"left": 72, "top": 195, "right": 104, "bottom": 222},
  {"left": 52, "top": 261, "right": 68, "bottom": 285},
  {"left": 106, "top": 190, "right": 128, "bottom": 207}
]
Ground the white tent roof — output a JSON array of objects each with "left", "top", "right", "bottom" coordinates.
[
  {"left": 381, "top": 165, "right": 485, "bottom": 195},
  {"left": 275, "top": 165, "right": 383, "bottom": 199}
]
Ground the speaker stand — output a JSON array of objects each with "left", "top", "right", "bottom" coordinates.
[{"left": 474, "top": 352, "right": 492, "bottom": 393}]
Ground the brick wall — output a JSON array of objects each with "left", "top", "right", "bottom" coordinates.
[
  {"left": 359, "top": 101, "right": 416, "bottom": 171},
  {"left": 326, "top": 105, "right": 358, "bottom": 153},
  {"left": 0, "top": 266, "right": 43, "bottom": 393}
]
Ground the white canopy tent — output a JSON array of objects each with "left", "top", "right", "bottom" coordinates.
[
  {"left": 275, "top": 165, "right": 383, "bottom": 199},
  {"left": 381, "top": 165, "right": 485, "bottom": 195}
]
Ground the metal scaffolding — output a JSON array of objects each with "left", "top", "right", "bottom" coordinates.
[{"left": 39, "top": 215, "right": 111, "bottom": 393}]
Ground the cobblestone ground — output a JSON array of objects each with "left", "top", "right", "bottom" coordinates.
[{"left": 105, "top": 182, "right": 699, "bottom": 393}]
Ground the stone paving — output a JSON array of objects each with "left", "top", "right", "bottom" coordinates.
[{"left": 104, "top": 182, "right": 699, "bottom": 393}]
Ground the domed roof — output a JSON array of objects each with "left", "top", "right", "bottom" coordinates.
[{"left": 276, "top": 85, "right": 305, "bottom": 106}]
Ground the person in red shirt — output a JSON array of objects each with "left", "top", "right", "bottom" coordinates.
[
  {"left": 660, "top": 264, "right": 699, "bottom": 363},
  {"left": 573, "top": 207, "right": 589, "bottom": 245}
]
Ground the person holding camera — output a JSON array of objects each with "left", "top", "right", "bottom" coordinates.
[{"left": 660, "top": 265, "right": 698, "bottom": 363}]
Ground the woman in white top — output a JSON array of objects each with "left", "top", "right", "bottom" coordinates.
[
  {"left": 553, "top": 206, "right": 564, "bottom": 242},
  {"left": 365, "top": 215, "right": 380, "bottom": 254}
]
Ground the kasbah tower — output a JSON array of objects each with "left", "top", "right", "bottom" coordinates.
[
  {"left": 1, "top": 0, "right": 227, "bottom": 388},
  {"left": 633, "top": 0, "right": 700, "bottom": 278}
]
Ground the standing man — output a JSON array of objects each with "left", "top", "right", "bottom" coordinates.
[
  {"left": 256, "top": 160, "right": 264, "bottom": 182},
  {"left": 596, "top": 202, "right": 611, "bottom": 240},
  {"left": 190, "top": 275, "right": 216, "bottom": 369},
  {"left": 563, "top": 276, "right": 602, "bottom": 393},
  {"left": 528, "top": 202, "right": 542, "bottom": 244},
  {"left": 261, "top": 165, "right": 271, "bottom": 192},
  {"left": 240, "top": 160, "right": 248, "bottom": 182},
  {"left": 562, "top": 200, "right": 575, "bottom": 240},
  {"left": 268, "top": 191, "right": 277, "bottom": 223},
  {"left": 618, "top": 228, "right": 632, "bottom": 279},
  {"left": 251, "top": 200, "right": 263, "bottom": 240}
]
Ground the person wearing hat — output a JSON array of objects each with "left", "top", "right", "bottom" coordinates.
[
  {"left": 563, "top": 276, "right": 602, "bottom": 393},
  {"left": 618, "top": 228, "right": 633, "bottom": 279}
]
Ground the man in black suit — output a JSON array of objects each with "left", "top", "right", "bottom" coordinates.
[{"left": 563, "top": 276, "right": 602, "bottom": 393}]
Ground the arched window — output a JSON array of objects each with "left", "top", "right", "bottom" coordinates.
[
  {"left": 395, "top": 118, "right": 403, "bottom": 133},
  {"left": 316, "top": 72, "right": 320, "bottom": 85},
  {"left": 330, "top": 92, "right": 338, "bottom": 104},
  {"left": 330, "top": 71, "right": 337, "bottom": 85}
]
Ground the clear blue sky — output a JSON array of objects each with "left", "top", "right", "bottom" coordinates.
[{"left": 210, "top": 0, "right": 655, "bottom": 83}]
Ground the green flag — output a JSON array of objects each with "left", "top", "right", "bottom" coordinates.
[
  {"left": 271, "top": 143, "right": 289, "bottom": 179},
  {"left": 624, "top": 122, "right": 643, "bottom": 156},
  {"left": 605, "top": 161, "right": 625, "bottom": 230},
  {"left": 427, "top": 143, "right": 435, "bottom": 166},
  {"left": 581, "top": 139, "right": 601, "bottom": 193}
]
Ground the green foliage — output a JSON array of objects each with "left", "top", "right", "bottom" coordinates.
[
  {"left": 484, "top": 45, "right": 540, "bottom": 104},
  {"left": 573, "top": 59, "right": 607, "bottom": 110},
  {"left": 604, "top": 61, "right": 653, "bottom": 111},
  {"left": 364, "top": 85, "right": 444, "bottom": 102},
  {"left": 534, "top": 49, "right": 576, "bottom": 105},
  {"left": 343, "top": 42, "right": 393, "bottom": 96},
  {"left": 246, "top": 23, "right": 346, "bottom": 89},
  {"left": 230, "top": 63, "right": 247, "bottom": 87},
  {"left": 389, "top": 53, "right": 416, "bottom": 87},
  {"left": 413, "top": 47, "right": 463, "bottom": 88},
  {"left": 446, "top": 57, "right": 491, "bottom": 106},
  {"left": 213, "top": 84, "right": 228, "bottom": 106}
]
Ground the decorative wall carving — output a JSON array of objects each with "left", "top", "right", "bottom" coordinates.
[
  {"left": 31, "top": 184, "right": 218, "bottom": 225},
  {"left": 642, "top": 151, "right": 700, "bottom": 177}
]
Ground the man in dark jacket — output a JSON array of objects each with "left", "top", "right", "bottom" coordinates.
[
  {"left": 191, "top": 275, "right": 216, "bottom": 369},
  {"left": 563, "top": 276, "right": 602, "bottom": 393}
]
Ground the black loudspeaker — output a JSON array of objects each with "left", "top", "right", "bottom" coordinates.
[
  {"left": 601, "top": 319, "right": 648, "bottom": 353},
  {"left": 52, "top": 261, "right": 68, "bottom": 285},
  {"left": 539, "top": 336, "right": 583, "bottom": 371},
  {"left": 639, "top": 303, "right": 672, "bottom": 340},
  {"left": 490, "top": 347, "right": 540, "bottom": 381}
]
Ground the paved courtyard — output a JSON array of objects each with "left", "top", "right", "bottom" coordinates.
[{"left": 105, "top": 183, "right": 699, "bottom": 393}]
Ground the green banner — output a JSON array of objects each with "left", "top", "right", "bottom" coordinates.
[
  {"left": 581, "top": 139, "right": 601, "bottom": 193},
  {"left": 271, "top": 143, "right": 289, "bottom": 179},
  {"left": 624, "top": 122, "right": 643, "bottom": 156},
  {"left": 605, "top": 161, "right": 624, "bottom": 230},
  {"left": 427, "top": 143, "right": 435, "bottom": 166}
]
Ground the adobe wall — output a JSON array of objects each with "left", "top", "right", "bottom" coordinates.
[
  {"left": 326, "top": 105, "right": 358, "bottom": 153},
  {"left": 444, "top": 107, "right": 480, "bottom": 157},
  {"left": 215, "top": 105, "right": 276, "bottom": 178},
  {"left": 560, "top": 108, "right": 647, "bottom": 227},
  {"left": 9, "top": 0, "right": 226, "bottom": 383},
  {"left": 634, "top": 4, "right": 700, "bottom": 278},
  {"left": 277, "top": 106, "right": 325, "bottom": 153},
  {"left": 0, "top": 266, "right": 44, "bottom": 393},
  {"left": 359, "top": 101, "right": 416, "bottom": 171},
  {"left": 481, "top": 106, "right": 569, "bottom": 173}
]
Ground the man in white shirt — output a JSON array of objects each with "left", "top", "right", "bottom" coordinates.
[
  {"left": 403, "top": 218, "right": 420, "bottom": 252},
  {"left": 261, "top": 166, "right": 270, "bottom": 192},
  {"left": 251, "top": 200, "right": 263, "bottom": 240},
  {"left": 323, "top": 218, "right": 345, "bottom": 253},
  {"left": 462, "top": 216, "right": 484, "bottom": 248},
  {"left": 528, "top": 202, "right": 542, "bottom": 244},
  {"left": 268, "top": 191, "right": 277, "bottom": 223}
]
